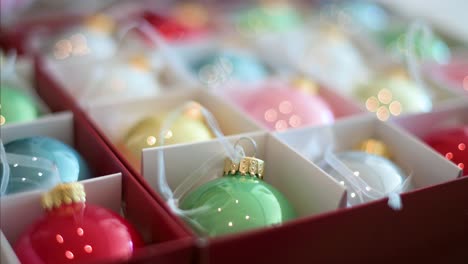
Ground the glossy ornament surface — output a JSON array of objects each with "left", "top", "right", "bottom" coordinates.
[
  {"left": 321, "top": 151, "right": 409, "bottom": 206},
  {"left": 295, "top": 26, "right": 371, "bottom": 93},
  {"left": 120, "top": 105, "right": 213, "bottom": 168},
  {"left": 423, "top": 126, "right": 468, "bottom": 175},
  {"left": 241, "top": 83, "right": 334, "bottom": 131},
  {"left": 51, "top": 14, "right": 116, "bottom": 61},
  {"left": 0, "top": 85, "right": 39, "bottom": 125},
  {"left": 180, "top": 155, "right": 296, "bottom": 237},
  {"left": 377, "top": 26, "right": 451, "bottom": 63},
  {"left": 192, "top": 51, "right": 268, "bottom": 83},
  {"left": 75, "top": 56, "right": 160, "bottom": 104},
  {"left": 236, "top": 3, "right": 303, "bottom": 33},
  {"left": 143, "top": 11, "right": 208, "bottom": 42},
  {"left": 2, "top": 137, "right": 91, "bottom": 195},
  {"left": 14, "top": 183, "right": 143, "bottom": 264},
  {"left": 354, "top": 72, "right": 432, "bottom": 120}
]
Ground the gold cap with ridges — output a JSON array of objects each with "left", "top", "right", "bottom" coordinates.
[
  {"left": 224, "top": 156, "right": 265, "bottom": 179},
  {"left": 357, "top": 138, "right": 391, "bottom": 159},
  {"left": 42, "top": 182, "right": 86, "bottom": 210}
]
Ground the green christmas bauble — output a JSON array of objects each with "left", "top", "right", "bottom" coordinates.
[
  {"left": 353, "top": 71, "right": 432, "bottom": 119},
  {"left": 1, "top": 85, "right": 39, "bottom": 125},
  {"left": 377, "top": 26, "right": 451, "bottom": 63},
  {"left": 180, "top": 157, "right": 296, "bottom": 237}
]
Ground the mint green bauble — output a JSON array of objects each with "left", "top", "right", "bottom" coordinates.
[
  {"left": 1, "top": 85, "right": 39, "bottom": 125},
  {"left": 180, "top": 172, "right": 296, "bottom": 237}
]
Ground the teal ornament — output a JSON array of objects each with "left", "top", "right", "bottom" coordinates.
[
  {"left": 192, "top": 52, "right": 269, "bottom": 84},
  {"left": 180, "top": 153, "right": 296, "bottom": 237},
  {"left": 1, "top": 137, "right": 91, "bottom": 195}
]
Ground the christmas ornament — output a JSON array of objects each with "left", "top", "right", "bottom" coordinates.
[
  {"left": 1, "top": 137, "right": 91, "bottom": 195},
  {"left": 426, "top": 58, "right": 468, "bottom": 93},
  {"left": 294, "top": 25, "right": 371, "bottom": 94},
  {"left": 236, "top": 2, "right": 303, "bottom": 33},
  {"left": 192, "top": 51, "right": 269, "bottom": 84},
  {"left": 180, "top": 138, "right": 296, "bottom": 236},
  {"left": 143, "top": 11, "right": 208, "bottom": 42},
  {"left": 14, "top": 182, "right": 143, "bottom": 264},
  {"left": 119, "top": 102, "right": 213, "bottom": 168},
  {"left": 0, "top": 85, "right": 39, "bottom": 125},
  {"left": 376, "top": 25, "right": 451, "bottom": 63},
  {"left": 51, "top": 14, "right": 116, "bottom": 60},
  {"left": 321, "top": 139, "right": 409, "bottom": 206},
  {"left": 423, "top": 126, "right": 467, "bottom": 176},
  {"left": 240, "top": 79, "right": 334, "bottom": 131},
  {"left": 354, "top": 69, "right": 432, "bottom": 120},
  {"left": 75, "top": 55, "right": 160, "bottom": 104},
  {"left": 335, "top": 0, "right": 390, "bottom": 33}
]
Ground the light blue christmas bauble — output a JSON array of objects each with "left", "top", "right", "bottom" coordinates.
[{"left": 1, "top": 137, "right": 91, "bottom": 195}]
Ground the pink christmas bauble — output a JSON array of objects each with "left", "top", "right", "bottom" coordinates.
[{"left": 240, "top": 84, "right": 334, "bottom": 131}]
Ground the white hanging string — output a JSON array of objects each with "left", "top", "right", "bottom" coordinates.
[
  {"left": 404, "top": 21, "right": 437, "bottom": 100},
  {"left": 323, "top": 146, "right": 412, "bottom": 210},
  {"left": 154, "top": 101, "right": 243, "bottom": 219},
  {"left": 0, "top": 140, "right": 10, "bottom": 196}
]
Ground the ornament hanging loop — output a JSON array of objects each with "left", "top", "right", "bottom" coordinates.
[{"left": 233, "top": 137, "right": 257, "bottom": 158}]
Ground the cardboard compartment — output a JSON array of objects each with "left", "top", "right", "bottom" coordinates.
[
  {"left": 219, "top": 80, "right": 365, "bottom": 131},
  {"left": 275, "top": 114, "right": 462, "bottom": 190},
  {"left": 0, "top": 174, "right": 196, "bottom": 264},
  {"left": 142, "top": 131, "right": 346, "bottom": 234},
  {"left": 87, "top": 88, "right": 263, "bottom": 173},
  {"left": 1, "top": 112, "right": 195, "bottom": 263}
]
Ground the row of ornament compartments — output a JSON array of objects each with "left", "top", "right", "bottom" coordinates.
[{"left": 1, "top": 100, "right": 465, "bottom": 258}]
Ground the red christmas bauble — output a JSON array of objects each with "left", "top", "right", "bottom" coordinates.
[
  {"left": 423, "top": 126, "right": 468, "bottom": 176},
  {"left": 14, "top": 183, "right": 143, "bottom": 264},
  {"left": 143, "top": 11, "right": 207, "bottom": 42}
]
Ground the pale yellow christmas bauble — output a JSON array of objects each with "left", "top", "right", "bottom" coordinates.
[{"left": 119, "top": 106, "right": 214, "bottom": 169}]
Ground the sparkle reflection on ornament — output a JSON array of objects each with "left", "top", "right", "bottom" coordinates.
[
  {"left": 275, "top": 120, "right": 288, "bottom": 131},
  {"left": 146, "top": 136, "right": 157, "bottom": 146},
  {"left": 56, "top": 234, "right": 64, "bottom": 244},
  {"left": 377, "top": 89, "right": 392, "bottom": 104},
  {"left": 228, "top": 221, "right": 233, "bottom": 227},
  {"left": 445, "top": 152, "right": 453, "bottom": 160},
  {"left": 376, "top": 106, "right": 390, "bottom": 121},
  {"left": 350, "top": 192, "right": 356, "bottom": 198},
  {"left": 459, "top": 163, "right": 465, "bottom": 169},
  {"left": 0, "top": 115, "right": 5, "bottom": 125},
  {"left": 65, "top": 250, "right": 74, "bottom": 260},
  {"left": 459, "top": 143, "right": 466, "bottom": 151},
  {"left": 77, "top": 227, "right": 84, "bottom": 236},
  {"left": 279, "top": 101, "right": 293, "bottom": 114},
  {"left": 389, "top": 101, "right": 402, "bottom": 116},
  {"left": 264, "top": 108, "right": 278, "bottom": 122},
  {"left": 288, "top": 115, "right": 302, "bottom": 127},
  {"left": 365, "top": 97, "right": 379, "bottom": 112},
  {"left": 84, "top": 245, "right": 93, "bottom": 253}
]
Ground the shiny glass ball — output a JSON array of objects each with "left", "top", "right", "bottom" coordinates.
[
  {"left": 180, "top": 173, "right": 296, "bottom": 236},
  {"left": 192, "top": 52, "right": 268, "bottom": 83},
  {"left": 119, "top": 112, "right": 213, "bottom": 169},
  {"left": 241, "top": 86, "right": 334, "bottom": 131},
  {"left": 321, "top": 151, "right": 410, "bottom": 206},
  {"left": 0, "top": 85, "right": 39, "bottom": 125},
  {"left": 15, "top": 202, "right": 143, "bottom": 264},
  {"left": 353, "top": 74, "right": 432, "bottom": 119},
  {"left": 1, "top": 137, "right": 91, "bottom": 195},
  {"left": 423, "top": 126, "right": 468, "bottom": 176}
]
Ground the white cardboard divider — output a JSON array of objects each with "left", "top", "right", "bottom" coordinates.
[
  {"left": 0, "top": 173, "right": 122, "bottom": 262},
  {"left": 2, "top": 112, "right": 74, "bottom": 145},
  {"left": 275, "top": 114, "right": 462, "bottom": 190},
  {"left": 88, "top": 88, "right": 264, "bottom": 144},
  {"left": 142, "top": 131, "right": 346, "bottom": 218}
]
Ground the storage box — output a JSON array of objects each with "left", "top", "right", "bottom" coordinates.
[{"left": 0, "top": 112, "right": 195, "bottom": 263}]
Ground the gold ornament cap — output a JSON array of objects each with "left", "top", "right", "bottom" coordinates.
[
  {"left": 42, "top": 182, "right": 86, "bottom": 210},
  {"left": 357, "top": 138, "right": 391, "bottom": 159},
  {"left": 224, "top": 157, "right": 265, "bottom": 179},
  {"left": 223, "top": 137, "right": 265, "bottom": 179},
  {"left": 292, "top": 76, "right": 319, "bottom": 95},
  {"left": 84, "top": 14, "right": 115, "bottom": 33}
]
